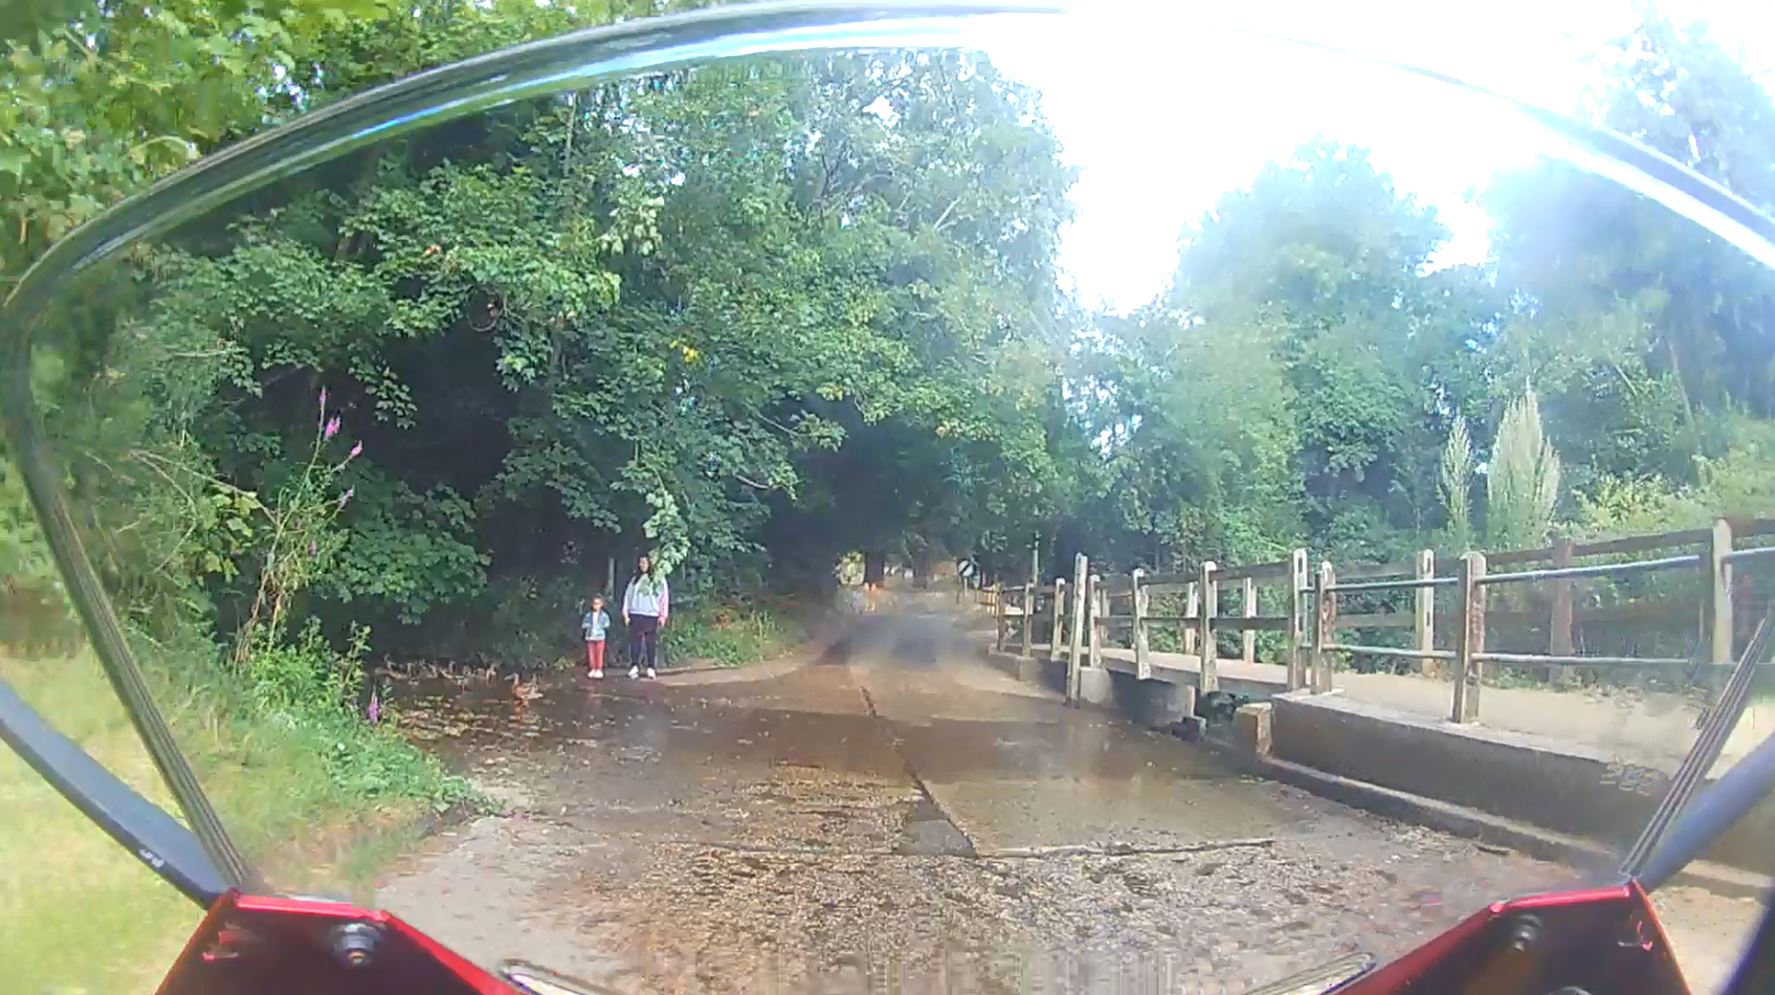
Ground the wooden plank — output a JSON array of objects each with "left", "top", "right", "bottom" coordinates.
[
  {"left": 1218, "top": 616, "right": 1290, "bottom": 632},
  {"left": 1332, "top": 611, "right": 1415, "bottom": 629},
  {"left": 1199, "top": 561, "right": 1219, "bottom": 693},
  {"left": 1548, "top": 538, "right": 1575, "bottom": 683},
  {"left": 1414, "top": 550, "right": 1436, "bottom": 677},
  {"left": 1708, "top": 519, "right": 1733, "bottom": 666},
  {"left": 1100, "top": 576, "right": 1135, "bottom": 596},
  {"left": 1216, "top": 559, "right": 1291, "bottom": 582},
  {"left": 1338, "top": 560, "right": 1417, "bottom": 581},
  {"left": 1572, "top": 529, "right": 1709, "bottom": 558},
  {"left": 1452, "top": 553, "right": 1486, "bottom": 723},
  {"left": 1019, "top": 582, "right": 1034, "bottom": 655},
  {"left": 1241, "top": 575, "right": 1257, "bottom": 664},
  {"left": 1425, "top": 600, "right": 1696, "bottom": 630},
  {"left": 1487, "top": 545, "right": 1556, "bottom": 567},
  {"left": 1183, "top": 582, "right": 1199, "bottom": 655},
  {"left": 1287, "top": 549, "right": 1309, "bottom": 690},
  {"left": 1067, "top": 555, "right": 1087, "bottom": 702},
  {"left": 1132, "top": 568, "right": 1151, "bottom": 679},
  {"left": 1049, "top": 577, "right": 1067, "bottom": 663},
  {"left": 1311, "top": 561, "right": 1335, "bottom": 693},
  {"left": 1732, "top": 517, "right": 1775, "bottom": 538},
  {"left": 1141, "top": 572, "right": 1192, "bottom": 587},
  {"left": 1088, "top": 574, "right": 1104, "bottom": 671},
  {"left": 994, "top": 583, "right": 1006, "bottom": 652}
]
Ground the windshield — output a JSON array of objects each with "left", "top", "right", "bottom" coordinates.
[{"left": 5, "top": 2, "right": 1775, "bottom": 993}]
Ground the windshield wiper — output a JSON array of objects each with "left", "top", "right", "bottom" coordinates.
[
  {"left": 0, "top": 677, "right": 227, "bottom": 904},
  {"left": 1625, "top": 602, "right": 1775, "bottom": 890}
]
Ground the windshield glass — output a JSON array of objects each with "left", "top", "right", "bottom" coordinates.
[{"left": 5, "top": 3, "right": 1775, "bottom": 993}]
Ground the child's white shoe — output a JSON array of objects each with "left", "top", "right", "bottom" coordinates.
[
  {"left": 590, "top": 669, "right": 603, "bottom": 680},
  {"left": 646, "top": 667, "right": 657, "bottom": 679},
  {"left": 628, "top": 665, "right": 640, "bottom": 679}
]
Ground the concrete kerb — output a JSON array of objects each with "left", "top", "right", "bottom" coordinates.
[
  {"left": 976, "top": 637, "right": 1775, "bottom": 897},
  {"left": 1211, "top": 745, "right": 1773, "bottom": 901}
]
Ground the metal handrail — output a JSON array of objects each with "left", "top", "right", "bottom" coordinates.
[
  {"left": 1475, "top": 652, "right": 1691, "bottom": 667},
  {"left": 1722, "top": 545, "right": 1775, "bottom": 564},
  {"left": 1322, "top": 643, "right": 1454, "bottom": 661},
  {"left": 1477, "top": 554, "right": 1700, "bottom": 586},
  {"left": 1323, "top": 576, "right": 1456, "bottom": 594}
]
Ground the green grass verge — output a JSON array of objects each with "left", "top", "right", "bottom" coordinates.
[
  {"left": 660, "top": 597, "right": 810, "bottom": 667},
  {"left": 0, "top": 650, "right": 475, "bottom": 994}
]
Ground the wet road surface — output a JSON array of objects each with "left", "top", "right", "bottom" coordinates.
[{"left": 375, "top": 613, "right": 1755, "bottom": 993}]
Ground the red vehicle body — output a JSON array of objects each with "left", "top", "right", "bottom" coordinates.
[{"left": 150, "top": 882, "right": 1693, "bottom": 995}]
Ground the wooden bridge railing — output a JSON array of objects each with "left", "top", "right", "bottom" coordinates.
[{"left": 972, "top": 517, "right": 1775, "bottom": 724}]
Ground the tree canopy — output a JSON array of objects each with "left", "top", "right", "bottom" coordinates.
[{"left": 6, "top": 4, "right": 1775, "bottom": 670}]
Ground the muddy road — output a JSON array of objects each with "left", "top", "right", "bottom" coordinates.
[{"left": 377, "top": 611, "right": 1757, "bottom": 993}]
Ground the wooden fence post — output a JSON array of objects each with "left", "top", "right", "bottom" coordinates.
[
  {"left": 1547, "top": 537, "right": 1574, "bottom": 684},
  {"left": 1132, "top": 568, "right": 1151, "bottom": 679},
  {"left": 1311, "top": 561, "right": 1335, "bottom": 693},
  {"left": 1067, "top": 555, "right": 1088, "bottom": 702},
  {"left": 1287, "top": 549, "right": 1309, "bottom": 690},
  {"left": 1019, "top": 583, "right": 1034, "bottom": 656},
  {"left": 993, "top": 582, "right": 1006, "bottom": 652},
  {"left": 1087, "top": 573, "right": 1104, "bottom": 671},
  {"left": 1241, "top": 574, "right": 1257, "bottom": 665},
  {"left": 1706, "top": 519, "right": 1735, "bottom": 671},
  {"left": 1050, "top": 577, "right": 1067, "bottom": 662},
  {"left": 1451, "top": 552, "right": 1486, "bottom": 723},
  {"left": 1183, "top": 581, "right": 1199, "bottom": 655},
  {"left": 1415, "top": 549, "right": 1436, "bottom": 677},
  {"left": 1198, "top": 561, "right": 1219, "bottom": 693}
]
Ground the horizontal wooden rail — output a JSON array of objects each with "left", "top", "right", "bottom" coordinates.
[
  {"left": 1215, "top": 559, "right": 1292, "bottom": 582},
  {"left": 1482, "top": 518, "right": 1775, "bottom": 567},
  {"left": 1218, "top": 615, "right": 1290, "bottom": 632},
  {"left": 1338, "top": 560, "right": 1419, "bottom": 581},
  {"left": 1335, "top": 611, "right": 1415, "bottom": 629}
]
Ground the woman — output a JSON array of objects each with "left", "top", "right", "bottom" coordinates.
[{"left": 622, "top": 553, "right": 669, "bottom": 679}]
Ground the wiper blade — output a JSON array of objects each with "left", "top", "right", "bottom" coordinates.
[
  {"left": 1625, "top": 601, "right": 1775, "bottom": 888},
  {"left": 0, "top": 676, "right": 227, "bottom": 904}
]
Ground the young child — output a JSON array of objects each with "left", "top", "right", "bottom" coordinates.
[{"left": 582, "top": 594, "right": 611, "bottom": 679}]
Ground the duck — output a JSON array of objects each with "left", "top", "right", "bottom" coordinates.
[{"left": 507, "top": 673, "right": 544, "bottom": 701}]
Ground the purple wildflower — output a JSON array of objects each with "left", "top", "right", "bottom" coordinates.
[
  {"left": 324, "top": 416, "right": 342, "bottom": 441},
  {"left": 307, "top": 540, "right": 317, "bottom": 556},
  {"left": 367, "top": 689, "right": 381, "bottom": 724},
  {"left": 337, "top": 487, "right": 354, "bottom": 510},
  {"left": 347, "top": 441, "right": 363, "bottom": 461}
]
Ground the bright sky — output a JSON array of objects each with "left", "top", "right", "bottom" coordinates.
[{"left": 971, "top": 1, "right": 1775, "bottom": 313}]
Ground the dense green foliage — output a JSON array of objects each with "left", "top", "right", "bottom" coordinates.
[{"left": 6, "top": 5, "right": 1775, "bottom": 685}]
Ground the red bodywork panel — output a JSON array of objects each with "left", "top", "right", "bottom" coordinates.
[
  {"left": 157, "top": 880, "right": 1689, "bottom": 995},
  {"left": 1339, "top": 880, "right": 1688, "bottom": 995},
  {"left": 156, "top": 891, "right": 519, "bottom": 995}
]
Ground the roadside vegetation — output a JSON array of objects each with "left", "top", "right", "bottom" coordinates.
[
  {"left": 662, "top": 599, "right": 811, "bottom": 668},
  {"left": 3, "top": 1, "right": 1775, "bottom": 991}
]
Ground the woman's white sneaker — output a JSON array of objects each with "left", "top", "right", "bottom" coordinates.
[{"left": 628, "top": 665, "right": 640, "bottom": 679}]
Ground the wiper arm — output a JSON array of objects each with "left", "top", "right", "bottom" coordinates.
[
  {"left": 0, "top": 676, "right": 228, "bottom": 905},
  {"left": 1628, "top": 602, "right": 1775, "bottom": 890}
]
